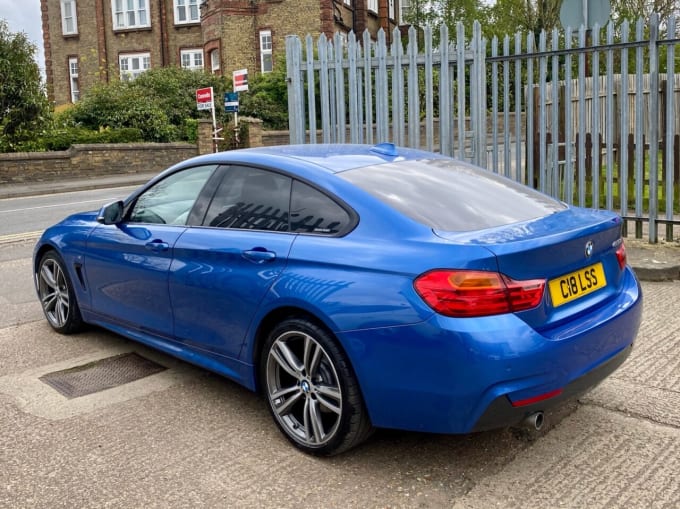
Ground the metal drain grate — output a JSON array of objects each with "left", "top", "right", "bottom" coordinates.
[{"left": 39, "top": 352, "right": 167, "bottom": 399}]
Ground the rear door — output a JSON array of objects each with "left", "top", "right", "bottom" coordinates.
[{"left": 169, "top": 165, "right": 295, "bottom": 359}]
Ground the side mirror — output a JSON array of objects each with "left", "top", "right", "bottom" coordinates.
[{"left": 97, "top": 201, "right": 125, "bottom": 225}]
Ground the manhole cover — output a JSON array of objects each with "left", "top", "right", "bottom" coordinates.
[{"left": 39, "top": 352, "right": 167, "bottom": 399}]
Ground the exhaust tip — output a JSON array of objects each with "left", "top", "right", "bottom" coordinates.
[{"left": 523, "top": 411, "right": 544, "bottom": 431}]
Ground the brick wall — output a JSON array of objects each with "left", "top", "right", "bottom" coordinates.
[{"left": 0, "top": 143, "right": 197, "bottom": 185}]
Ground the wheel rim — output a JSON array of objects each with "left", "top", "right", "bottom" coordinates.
[
  {"left": 266, "top": 330, "right": 343, "bottom": 447},
  {"left": 38, "top": 258, "right": 71, "bottom": 328}
]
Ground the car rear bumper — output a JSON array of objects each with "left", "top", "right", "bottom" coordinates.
[
  {"left": 471, "top": 342, "right": 633, "bottom": 432},
  {"left": 339, "top": 267, "right": 642, "bottom": 434}
]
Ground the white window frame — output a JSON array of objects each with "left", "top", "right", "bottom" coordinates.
[
  {"left": 259, "top": 30, "right": 273, "bottom": 73},
  {"left": 210, "top": 49, "right": 220, "bottom": 72},
  {"left": 368, "top": 0, "right": 378, "bottom": 13},
  {"left": 61, "top": 0, "right": 78, "bottom": 35},
  {"left": 112, "top": 0, "right": 150, "bottom": 30},
  {"left": 181, "top": 49, "right": 204, "bottom": 70},
  {"left": 400, "top": 0, "right": 410, "bottom": 24},
  {"left": 389, "top": 0, "right": 395, "bottom": 20},
  {"left": 343, "top": 0, "right": 352, "bottom": 5},
  {"left": 119, "top": 52, "right": 151, "bottom": 81},
  {"left": 174, "top": 0, "right": 200, "bottom": 25},
  {"left": 68, "top": 57, "right": 79, "bottom": 102}
]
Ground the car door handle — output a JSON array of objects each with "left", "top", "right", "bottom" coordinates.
[
  {"left": 145, "top": 240, "right": 170, "bottom": 252},
  {"left": 242, "top": 249, "right": 276, "bottom": 263}
]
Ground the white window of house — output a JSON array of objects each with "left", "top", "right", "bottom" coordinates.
[
  {"left": 174, "top": 0, "right": 200, "bottom": 24},
  {"left": 343, "top": 0, "right": 351, "bottom": 5},
  {"left": 389, "top": 0, "right": 395, "bottom": 20},
  {"left": 181, "top": 49, "right": 204, "bottom": 70},
  {"left": 210, "top": 49, "right": 220, "bottom": 72},
  {"left": 259, "top": 30, "right": 273, "bottom": 73},
  {"left": 119, "top": 52, "right": 151, "bottom": 80},
  {"left": 61, "top": 0, "right": 78, "bottom": 35},
  {"left": 68, "top": 57, "right": 79, "bottom": 102},
  {"left": 400, "top": 0, "right": 410, "bottom": 24},
  {"left": 368, "top": 0, "right": 378, "bottom": 13},
  {"left": 113, "top": 0, "right": 149, "bottom": 30}
]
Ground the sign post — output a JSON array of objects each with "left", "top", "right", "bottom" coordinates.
[
  {"left": 225, "top": 92, "right": 239, "bottom": 127},
  {"left": 196, "top": 87, "right": 223, "bottom": 152}
]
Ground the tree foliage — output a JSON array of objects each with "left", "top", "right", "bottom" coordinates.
[
  {"left": 62, "top": 67, "right": 231, "bottom": 142},
  {"left": 0, "top": 19, "right": 50, "bottom": 152},
  {"left": 609, "top": 0, "right": 679, "bottom": 25},
  {"left": 482, "top": 0, "right": 562, "bottom": 39},
  {"left": 238, "top": 55, "right": 289, "bottom": 130}
]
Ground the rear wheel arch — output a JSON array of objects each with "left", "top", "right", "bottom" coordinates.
[
  {"left": 252, "top": 307, "right": 339, "bottom": 390},
  {"left": 257, "top": 313, "right": 373, "bottom": 455}
]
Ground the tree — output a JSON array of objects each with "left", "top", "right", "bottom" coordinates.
[
  {"left": 63, "top": 67, "right": 231, "bottom": 142},
  {"left": 486, "top": 0, "right": 562, "bottom": 40},
  {"left": 609, "top": 0, "right": 679, "bottom": 25},
  {"left": 0, "top": 20, "right": 49, "bottom": 152}
]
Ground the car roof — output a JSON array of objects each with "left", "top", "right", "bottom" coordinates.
[{"left": 179, "top": 143, "right": 451, "bottom": 174}]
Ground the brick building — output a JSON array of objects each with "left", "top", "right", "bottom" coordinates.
[{"left": 42, "top": 0, "right": 403, "bottom": 107}]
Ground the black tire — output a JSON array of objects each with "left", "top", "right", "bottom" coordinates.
[
  {"left": 261, "top": 317, "right": 373, "bottom": 456},
  {"left": 36, "top": 251, "right": 84, "bottom": 334}
]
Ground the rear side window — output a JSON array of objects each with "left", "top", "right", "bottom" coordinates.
[
  {"left": 203, "top": 166, "right": 291, "bottom": 231},
  {"left": 339, "top": 159, "right": 566, "bottom": 231},
  {"left": 290, "top": 181, "right": 352, "bottom": 235}
]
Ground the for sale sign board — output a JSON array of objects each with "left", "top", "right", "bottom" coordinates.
[
  {"left": 196, "top": 87, "right": 214, "bottom": 110},
  {"left": 233, "top": 69, "right": 248, "bottom": 92}
]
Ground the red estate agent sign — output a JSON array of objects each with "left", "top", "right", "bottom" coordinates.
[
  {"left": 233, "top": 69, "right": 248, "bottom": 92},
  {"left": 196, "top": 87, "right": 214, "bottom": 110}
]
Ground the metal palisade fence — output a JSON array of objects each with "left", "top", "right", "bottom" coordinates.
[{"left": 286, "top": 15, "right": 680, "bottom": 243}]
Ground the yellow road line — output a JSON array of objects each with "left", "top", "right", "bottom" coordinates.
[{"left": 0, "top": 231, "right": 43, "bottom": 244}]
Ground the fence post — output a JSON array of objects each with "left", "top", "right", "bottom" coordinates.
[
  {"left": 471, "top": 21, "right": 486, "bottom": 167},
  {"left": 648, "top": 13, "right": 660, "bottom": 242},
  {"left": 286, "top": 35, "right": 305, "bottom": 144}
]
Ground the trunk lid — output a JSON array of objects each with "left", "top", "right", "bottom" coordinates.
[{"left": 434, "top": 208, "right": 627, "bottom": 331}]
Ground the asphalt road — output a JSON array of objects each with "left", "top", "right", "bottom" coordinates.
[
  {"left": 0, "top": 192, "right": 678, "bottom": 508},
  {"left": 0, "top": 186, "right": 136, "bottom": 237}
]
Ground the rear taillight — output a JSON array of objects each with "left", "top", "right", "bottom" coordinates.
[
  {"left": 615, "top": 241, "right": 627, "bottom": 269},
  {"left": 414, "top": 270, "right": 546, "bottom": 318}
]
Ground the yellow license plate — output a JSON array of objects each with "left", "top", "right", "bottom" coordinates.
[{"left": 548, "top": 262, "right": 607, "bottom": 307}]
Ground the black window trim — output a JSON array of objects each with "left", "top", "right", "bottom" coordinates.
[{"left": 194, "top": 162, "right": 359, "bottom": 238}]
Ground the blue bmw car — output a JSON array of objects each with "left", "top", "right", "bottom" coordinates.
[{"left": 34, "top": 143, "right": 642, "bottom": 455}]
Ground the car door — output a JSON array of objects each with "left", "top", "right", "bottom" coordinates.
[
  {"left": 169, "top": 165, "right": 295, "bottom": 360},
  {"left": 84, "top": 165, "right": 218, "bottom": 337}
]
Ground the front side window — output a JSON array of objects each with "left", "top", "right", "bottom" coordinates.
[
  {"left": 203, "top": 166, "right": 291, "bottom": 231},
  {"left": 113, "top": 0, "right": 149, "bottom": 30},
  {"left": 368, "top": 0, "right": 378, "bottom": 13},
  {"left": 68, "top": 57, "right": 79, "bottom": 102},
  {"left": 259, "top": 30, "right": 273, "bottom": 73},
  {"left": 61, "top": 0, "right": 78, "bottom": 35},
  {"left": 174, "top": 0, "right": 200, "bottom": 24},
  {"left": 119, "top": 52, "right": 151, "bottom": 80},
  {"left": 180, "top": 49, "right": 204, "bottom": 70},
  {"left": 129, "top": 165, "right": 217, "bottom": 225}
]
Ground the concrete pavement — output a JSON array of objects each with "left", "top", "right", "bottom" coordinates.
[{"left": 1, "top": 171, "right": 678, "bottom": 280}]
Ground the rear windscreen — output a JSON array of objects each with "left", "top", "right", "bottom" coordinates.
[{"left": 339, "top": 159, "right": 566, "bottom": 231}]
